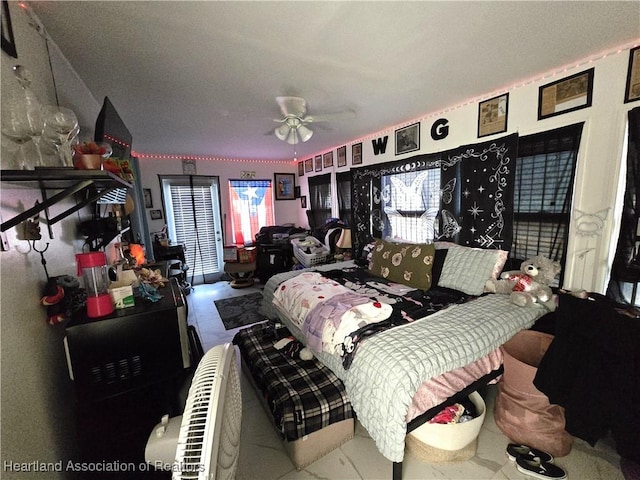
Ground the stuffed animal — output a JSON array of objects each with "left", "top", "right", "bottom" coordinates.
[
  {"left": 485, "top": 255, "right": 561, "bottom": 310},
  {"left": 41, "top": 275, "right": 86, "bottom": 325}
]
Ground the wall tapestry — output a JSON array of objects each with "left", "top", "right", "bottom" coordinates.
[{"left": 352, "top": 133, "right": 518, "bottom": 255}]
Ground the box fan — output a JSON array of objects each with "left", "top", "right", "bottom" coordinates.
[{"left": 145, "top": 343, "right": 242, "bottom": 479}]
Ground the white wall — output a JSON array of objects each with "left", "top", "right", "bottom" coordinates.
[
  {"left": 0, "top": 3, "right": 99, "bottom": 478},
  {"left": 296, "top": 45, "right": 639, "bottom": 294}
]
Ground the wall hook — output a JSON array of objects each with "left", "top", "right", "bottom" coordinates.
[{"left": 31, "top": 240, "right": 50, "bottom": 279}]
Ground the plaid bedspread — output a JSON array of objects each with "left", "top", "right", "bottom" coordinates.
[{"left": 233, "top": 322, "right": 354, "bottom": 441}]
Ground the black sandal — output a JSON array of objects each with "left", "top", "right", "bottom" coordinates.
[
  {"left": 516, "top": 456, "right": 567, "bottom": 480},
  {"left": 506, "top": 443, "right": 554, "bottom": 463}
]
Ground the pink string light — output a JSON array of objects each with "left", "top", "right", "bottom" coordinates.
[{"left": 133, "top": 38, "right": 640, "bottom": 161}]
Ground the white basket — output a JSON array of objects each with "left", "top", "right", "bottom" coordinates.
[
  {"left": 408, "top": 391, "right": 485, "bottom": 451},
  {"left": 291, "top": 237, "right": 331, "bottom": 267}
]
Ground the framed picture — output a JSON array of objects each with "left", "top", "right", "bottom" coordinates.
[
  {"left": 1, "top": 1, "right": 17, "bottom": 59},
  {"left": 478, "top": 93, "right": 509, "bottom": 138},
  {"left": 395, "top": 122, "right": 420, "bottom": 155},
  {"left": 624, "top": 46, "right": 640, "bottom": 103},
  {"left": 300, "top": 195, "right": 307, "bottom": 209},
  {"left": 274, "top": 172, "right": 295, "bottom": 200},
  {"left": 352, "top": 142, "right": 363, "bottom": 165},
  {"left": 337, "top": 145, "right": 347, "bottom": 167},
  {"left": 314, "top": 155, "right": 322, "bottom": 172},
  {"left": 297, "top": 161, "right": 305, "bottom": 177},
  {"left": 538, "top": 68, "right": 594, "bottom": 120},
  {"left": 323, "top": 151, "right": 334, "bottom": 168},
  {"left": 294, "top": 186, "right": 300, "bottom": 198},
  {"left": 143, "top": 188, "right": 153, "bottom": 208},
  {"left": 304, "top": 157, "right": 313, "bottom": 173},
  {"left": 150, "top": 209, "right": 163, "bottom": 220},
  {"left": 182, "top": 159, "right": 197, "bottom": 175}
]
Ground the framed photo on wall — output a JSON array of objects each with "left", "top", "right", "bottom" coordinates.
[
  {"left": 300, "top": 195, "right": 307, "bottom": 209},
  {"left": 538, "top": 68, "right": 594, "bottom": 120},
  {"left": 624, "top": 45, "right": 640, "bottom": 103},
  {"left": 150, "top": 209, "right": 163, "bottom": 220},
  {"left": 478, "top": 93, "right": 509, "bottom": 138},
  {"left": 143, "top": 188, "right": 153, "bottom": 208},
  {"left": 395, "top": 123, "right": 420, "bottom": 155},
  {"left": 323, "top": 151, "right": 334, "bottom": 168},
  {"left": 314, "top": 155, "right": 322, "bottom": 172},
  {"left": 297, "top": 161, "right": 304, "bottom": 177},
  {"left": 337, "top": 145, "right": 347, "bottom": 167},
  {"left": 304, "top": 157, "right": 313, "bottom": 173},
  {"left": 274, "top": 172, "right": 295, "bottom": 200},
  {"left": 352, "top": 142, "right": 362, "bottom": 165}
]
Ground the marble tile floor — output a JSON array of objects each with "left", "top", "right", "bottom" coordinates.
[{"left": 187, "top": 279, "right": 625, "bottom": 480}]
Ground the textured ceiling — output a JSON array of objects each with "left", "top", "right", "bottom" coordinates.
[{"left": 28, "top": 1, "right": 640, "bottom": 161}]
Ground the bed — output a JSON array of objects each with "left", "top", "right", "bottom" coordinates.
[{"left": 259, "top": 240, "right": 550, "bottom": 477}]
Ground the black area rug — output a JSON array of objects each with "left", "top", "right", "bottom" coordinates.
[{"left": 214, "top": 292, "right": 266, "bottom": 330}]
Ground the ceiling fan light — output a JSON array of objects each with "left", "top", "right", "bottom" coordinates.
[
  {"left": 275, "top": 124, "right": 290, "bottom": 141},
  {"left": 286, "top": 129, "right": 298, "bottom": 145},
  {"left": 298, "top": 125, "right": 313, "bottom": 142}
]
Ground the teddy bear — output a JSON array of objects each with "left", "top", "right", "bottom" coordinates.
[{"left": 485, "top": 255, "right": 561, "bottom": 311}]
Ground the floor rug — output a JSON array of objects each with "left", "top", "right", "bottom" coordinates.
[{"left": 214, "top": 292, "right": 266, "bottom": 330}]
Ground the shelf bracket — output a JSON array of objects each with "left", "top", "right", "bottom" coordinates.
[{"left": 1, "top": 180, "right": 93, "bottom": 233}]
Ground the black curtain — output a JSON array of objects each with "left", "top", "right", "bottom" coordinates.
[
  {"left": 607, "top": 107, "right": 640, "bottom": 303},
  {"left": 351, "top": 133, "right": 518, "bottom": 256},
  {"left": 439, "top": 134, "right": 518, "bottom": 249},
  {"left": 307, "top": 173, "right": 332, "bottom": 230},
  {"left": 336, "top": 171, "right": 352, "bottom": 225}
]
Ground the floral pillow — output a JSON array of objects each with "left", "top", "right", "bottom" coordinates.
[{"left": 369, "top": 239, "right": 436, "bottom": 290}]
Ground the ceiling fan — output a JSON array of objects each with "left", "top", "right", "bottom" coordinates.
[{"left": 272, "top": 96, "right": 353, "bottom": 145}]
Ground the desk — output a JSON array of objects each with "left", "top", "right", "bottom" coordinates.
[{"left": 224, "top": 261, "right": 256, "bottom": 288}]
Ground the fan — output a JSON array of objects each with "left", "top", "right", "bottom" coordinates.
[
  {"left": 145, "top": 343, "right": 242, "bottom": 479},
  {"left": 272, "top": 96, "right": 353, "bottom": 145}
]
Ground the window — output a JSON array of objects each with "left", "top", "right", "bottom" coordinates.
[
  {"left": 381, "top": 168, "right": 441, "bottom": 243},
  {"left": 161, "top": 176, "right": 224, "bottom": 282},
  {"left": 336, "top": 171, "right": 352, "bottom": 225},
  {"left": 511, "top": 123, "right": 583, "bottom": 285},
  {"left": 308, "top": 173, "right": 332, "bottom": 230},
  {"left": 228, "top": 179, "right": 274, "bottom": 244}
]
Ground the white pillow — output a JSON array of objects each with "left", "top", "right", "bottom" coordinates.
[{"left": 437, "top": 246, "right": 507, "bottom": 295}]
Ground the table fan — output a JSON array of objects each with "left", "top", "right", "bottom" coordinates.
[{"left": 145, "top": 343, "right": 242, "bottom": 479}]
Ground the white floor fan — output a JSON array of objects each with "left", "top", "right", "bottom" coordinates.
[{"left": 145, "top": 343, "right": 242, "bottom": 479}]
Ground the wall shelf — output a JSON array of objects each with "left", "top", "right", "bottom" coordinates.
[{"left": 1, "top": 168, "right": 133, "bottom": 237}]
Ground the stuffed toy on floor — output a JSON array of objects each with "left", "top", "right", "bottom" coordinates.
[{"left": 485, "top": 255, "right": 561, "bottom": 311}]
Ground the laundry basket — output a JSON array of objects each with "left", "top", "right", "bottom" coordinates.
[
  {"left": 494, "top": 330, "right": 573, "bottom": 457},
  {"left": 406, "top": 391, "right": 485, "bottom": 463}
]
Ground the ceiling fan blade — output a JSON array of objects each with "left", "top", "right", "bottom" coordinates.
[
  {"left": 303, "top": 109, "right": 356, "bottom": 123},
  {"left": 276, "top": 96, "right": 307, "bottom": 117}
]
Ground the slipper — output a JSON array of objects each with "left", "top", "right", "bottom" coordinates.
[
  {"left": 516, "top": 456, "right": 567, "bottom": 480},
  {"left": 506, "top": 443, "right": 554, "bottom": 463}
]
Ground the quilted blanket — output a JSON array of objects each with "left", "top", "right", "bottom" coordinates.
[{"left": 261, "top": 263, "right": 545, "bottom": 462}]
